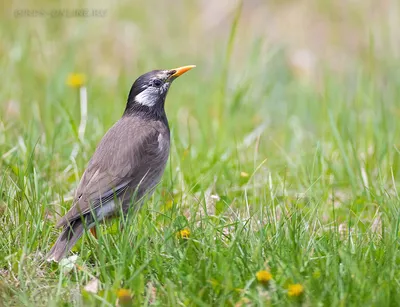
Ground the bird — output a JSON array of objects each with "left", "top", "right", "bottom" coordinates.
[{"left": 47, "top": 65, "right": 195, "bottom": 262}]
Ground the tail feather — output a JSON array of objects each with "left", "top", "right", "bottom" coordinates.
[{"left": 46, "top": 220, "right": 85, "bottom": 262}]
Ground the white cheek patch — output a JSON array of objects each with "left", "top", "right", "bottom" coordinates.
[
  {"left": 135, "top": 87, "right": 159, "bottom": 107},
  {"left": 161, "top": 83, "right": 170, "bottom": 93}
]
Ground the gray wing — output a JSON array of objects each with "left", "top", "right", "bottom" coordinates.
[{"left": 56, "top": 117, "right": 168, "bottom": 227}]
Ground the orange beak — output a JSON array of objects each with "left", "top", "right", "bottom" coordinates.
[{"left": 168, "top": 65, "right": 196, "bottom": 80}]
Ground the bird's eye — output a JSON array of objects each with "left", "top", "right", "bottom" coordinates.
[{"left": 152, "top": 79, "right": 163, "bottom": 87}]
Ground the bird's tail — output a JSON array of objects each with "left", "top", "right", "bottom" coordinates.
[{"left": 46, "top": 219, "right": 85, "bottom": 262}]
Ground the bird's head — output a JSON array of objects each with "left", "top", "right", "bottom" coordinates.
[{"left": 125, "top": 65, "right": 195, "bottom": 116}]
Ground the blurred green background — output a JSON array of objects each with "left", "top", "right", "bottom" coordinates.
[{"left": 1, "top": 0, "right": 400, "bottom": 306}]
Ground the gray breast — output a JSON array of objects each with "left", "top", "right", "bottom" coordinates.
[
  {"left": 145, "top": 131, "right": 170, "bottom": 190},
  {"left": 122, "top": 127, "right": 170, "bottom": 211}
]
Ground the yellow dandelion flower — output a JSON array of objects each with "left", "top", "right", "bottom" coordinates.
[
  {"left": 256, "top": 270, "right": 272, "bottom": 284},
  {"left": 66, "top": 73, "right": 86, "bottom": 88},
  {"left": 288, "top": 284, "right": 304, "bottom": 297},
  {"left": 116, "top": 288, "right": 133, "bottom": 307},
  {"left": 240, "top": 171, "right": 249, "bottom": 178},
  {"left": 176, "top": 228, "right": 190, "bottom": 239},
  {"left": 117, "top": 288, "right": 132, "bottom": 298}
]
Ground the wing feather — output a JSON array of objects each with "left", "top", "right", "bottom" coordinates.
[{"left": 56, "top": 116, "right": 167, "bottom": 227}]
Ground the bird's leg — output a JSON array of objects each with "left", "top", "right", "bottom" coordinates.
[{"left": 90, "top": 227, "right": 97, "bottom": 239}]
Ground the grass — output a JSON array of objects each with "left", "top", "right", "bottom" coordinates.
[{"left": 1, "top": 0, "right": 400, "bottom": 306}]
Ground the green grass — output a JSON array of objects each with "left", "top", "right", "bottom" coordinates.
[{"left": 1, "top": 1, "right": 400, "bottom": 306}]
